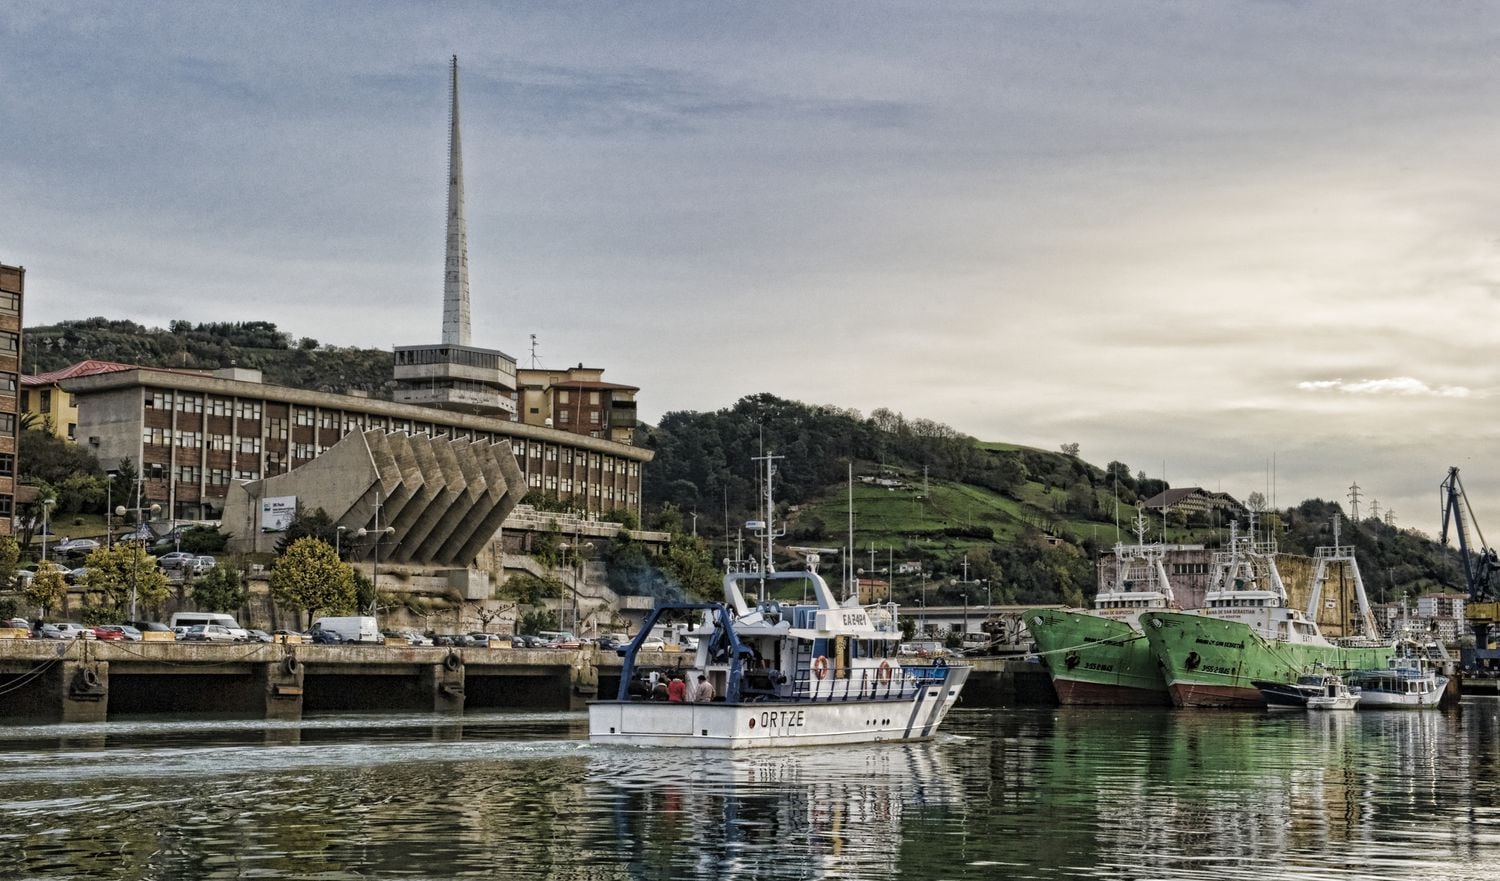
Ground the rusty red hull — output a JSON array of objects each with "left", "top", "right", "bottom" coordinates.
[
  {"left": 1053, "top": 677, "right": 1172, "bottom": 707},
  {"left": 1167, "top": 681, "right": 1265, "bottom": 709}
]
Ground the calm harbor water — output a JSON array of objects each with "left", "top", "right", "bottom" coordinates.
[{"left": 2, "top": 702, "right": 1498, "bottom": 880}]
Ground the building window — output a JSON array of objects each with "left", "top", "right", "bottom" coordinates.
[
  {"left": 177, "top": 465, "right": 201, "bottom": 483},
  {"left": 236, "top": 400, "right": 262, "bottom": 420},
  {"left": 562, "top": 449, "right": 573, "bottom": 464},
  {"left": 143, "top": 427, "right": 171, "bottom": 446},
  {"left": 0, "top": 454, "right": 12, "bottom": 476},
  {"left": 177, "top": 395, "right": 203, "bottom": 414},
  {"left": 294, "top": 408, "right": 315, "bottom": 427},
  {"left": 558, "top": 390, "right": 570, "bottom": 404},
  {"left": 39, "top": 390, "right": 51, "bottom": 412},
  {"left": 528, "top": 472, "right": 541, "bottom": 488},
  {"left": 0, "top": 373, "right": 15, "bottom": 395},
  {"left": 293, "top": 443, "right": 315, "bottom": 459},
  {"left": 604, "top": 459, "right": 615, "bottom": 474},
  {"left": 0, "top": 291, "right": 17, "bottom": 314},
  {"left": 207, "top": 397, "right": 231, "bottom": 417},
  {"left": 530, "top": 445, "right": 542, "bottom": 459},
  {"left": 545, "top": 475, "right": 557, "bottom": 490},
  {"left": 512, "top": 442, "right": 525, "bottom": 456},
  {"left": 589, "top": 410, "right": 601, "bottom": 424},
  {"left": 545, "top": 447, "right": 557, "bottom": 461},
  {"left": 0, "top": 332, "right": 17, "bottom": 353},
  {"left": 266, "top": 451, "right": 284, "bottom": 473},
  {"left": 209, "top": 434, "right": 232, "bottom": 452},
  {"left": 0, "top": 497, "right": 11, "bottom": 517},
  {"left": 239, "top": 437, "right": 261, "bottom": 454},
  {"left": 558, "top": 410, "right": 571, "bottom": 424},
  {"left": 561, "top": 478, "right": 573, "bottom": 493},
  {"left": 176, "top": 431, "right": 201, "bottom": 449},
  {"left": 529, "top": 407, "right": 539, "bottom": 415},
  {"left": 67, "top": 423, "right": 76, "bottom": 440},
  {"left": 319, "top": 411, "right": 338, "bottom": 429},
  {"left": 209, "top": 468, "right": 230, "bottom": 486},
  {"left": 19, "top": 390, "right": 28, "bottom": 410},
  {"left": 589, "top": 391, "right": 600, "bottom": 405},
  {"left": 147, "top": 391, "right": 174, "bottom": 410},
  {"left": 344, "top": 415, "right": 364, "bottom": 433},
  {"left": 236, "top": 469, "right": 259, "bottom": 481},
  {"left": 146, "top": 462, "right": 166, "bottom": 479}
]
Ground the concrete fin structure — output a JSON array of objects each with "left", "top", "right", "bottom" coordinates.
[
  {"left": 223, "top": 429, "right": 526, "bottom": 568},
  {"left": 443, "top": 55, "right": 471, "bottom": 347},
  {"left": 440, "top": 439, "right": 507, "bottom": 561},
  {"left": 396, "top": 437, "right": 464, "bottom": 562}
]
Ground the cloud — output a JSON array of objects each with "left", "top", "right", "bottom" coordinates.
[{"left": 1295, "top": 377, "right": 1474, "bottom": 398}]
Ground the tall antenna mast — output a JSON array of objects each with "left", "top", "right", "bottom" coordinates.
[
  {"left": 441, "top": 55, "right": 471, "bottom": 346},
  {"left": 529, "top": 333, "right": 539, "bottom": 368}
]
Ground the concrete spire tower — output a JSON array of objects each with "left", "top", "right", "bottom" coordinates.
[
  {"left": 442, "top": 55, "right": 471, "bottom": 346},
  {"left": 394, "top": 57, "right": 518, "bottom": 419}
]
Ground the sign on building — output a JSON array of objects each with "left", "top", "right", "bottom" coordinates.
[{"left": 261, "top": 496, "right": 298, "bottom": 532}]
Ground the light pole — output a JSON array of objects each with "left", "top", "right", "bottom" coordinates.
[
  {"left": 335, "top": 526, "right": 347, "bottom": 558},
  {"left": 39, "top": 498, "right": 54, "bottom": 564},
  {"left": 560, "top": 539, "right": 594, "bottom": 635},
  {"left": 961, "top": 592, "right": 968, "bottom": 643},
  {"left": 356, "top": 490, "right": 394, "bottom": 629},
  {"left": 920, "top": 572, "right": 927, "bottom": 636},
  {"left": 117, "top": 501, "right": 161, "bottom": 622},
  {"left": 105, "top": 469, "right": 117, "bottom": 549}
]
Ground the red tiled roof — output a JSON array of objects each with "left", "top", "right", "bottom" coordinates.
[{"left": 22, "top": 359, "right": 139, "bottom": 387}]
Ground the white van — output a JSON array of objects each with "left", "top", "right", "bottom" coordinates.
[
  {"left": 169, "top": 612, "right": 247, "bottom": 641},
  {"left": 170, "top": 612, "right": 241, "bottom": 630},
  {"left": 311, "top": 616, "right": 380, "bottom": 644}
]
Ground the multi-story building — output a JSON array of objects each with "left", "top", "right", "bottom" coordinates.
[
  {"left": 516, "top": 365, "right": 639, "bottom": 445},
  {"left": 63, "top": 364, "right": 650, "bottom": 522},
  {"left": 0, "top": 263, "right": 20, "bottom": 532},
  {"left": 1140, "top": 487, "right": 1246, "bottom": 519},
  {"left": 20, "top": 359, "right": 136, "bottom": 441}
]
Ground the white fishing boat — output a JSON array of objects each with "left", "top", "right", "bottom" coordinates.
[
  {"left": 589, "top": 454, "right": 969, "bottom": 749},
  {"left": 1305, "top": 674, "right": 1359, "bottom": 711},
  {"left": 1346, "top": 649, "right": 1449, "bottom": 709}
]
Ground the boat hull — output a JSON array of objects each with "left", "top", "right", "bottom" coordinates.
[
  {"left": 1026, "top": 608, "right": 1170, "bottom": 706},
  {"left": 1140, "top": 611, "right": 1394, "bottom": 709},
  {"left": 589, "top": 666, "right": 969, "bottom": 748}
]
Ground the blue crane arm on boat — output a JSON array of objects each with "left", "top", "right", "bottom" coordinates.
[{"left": 616, "top": 603, "right": 754, "bottom": 703}]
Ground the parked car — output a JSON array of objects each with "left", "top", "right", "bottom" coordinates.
[
  {"left": 65, "top": 567, "right": 91, "bottom": 585},
  {"left": 55, "top": 538, "right": 100, "bottom": 559},
  {"left": 171, "top": 626, "right": 191, "bottom": 640},
  {"left": 156, "top": 551, "right": 199, "bottom": 572},
  {"left": 306, "top": 628, "right": 343, "bottom": 645},
  {"left": 2, "top": 617, "right": 29, "bottom": 631},
  {"left": 246, "top": 629, "right": 274, "bottom": 643},
  {"left": 191, "top": 556, "right": 217, "bottom": 575},
  {"left": 400, "top": 630, "right": 433, "bottom": 647},
  {"left": 92, "top": 625, "right": 129, "bottom": 641},
  {"left": 118, "top": 625, "right": 143, "bottom": 641},
  {"left": 183, "top": 624, "right": 237, "bottom": 642},
  {"left": 125, "top": 621, "right": 175, "bottom": 637},
  {"left": 638, "top": 637, "right": 667, "bottom": 651},
  {"left": 42, "top": 623, "right": 96, "bottom": 640}
]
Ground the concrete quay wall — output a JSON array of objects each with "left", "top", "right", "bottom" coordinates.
[{"left": 0, "top": 642, "right": 1049, "bottom": 725}]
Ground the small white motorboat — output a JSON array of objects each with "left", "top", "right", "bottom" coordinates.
[{"left": 1305, "top": 674, "right": 1359, "bottom": 711}]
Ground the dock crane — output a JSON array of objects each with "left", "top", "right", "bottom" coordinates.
[{"left": 1439, "top": 467, "right": 1500, "bottom": 670}]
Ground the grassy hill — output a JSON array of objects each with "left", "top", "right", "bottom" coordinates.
[
  {"left": 25, "top": 318, "right": 394, "bottom": 397},
  {"left": 642, "top": 394, "right": 1465, "bottom": 609}
]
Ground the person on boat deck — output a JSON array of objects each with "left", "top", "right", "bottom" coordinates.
[
  {"left": 667, "top": 674, "right": 688, "bottom": 702},
  {"left": 694, "top": 674, "right": 716, "bottom": 703}
]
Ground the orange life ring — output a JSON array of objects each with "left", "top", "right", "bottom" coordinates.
[
  {"left": 812, "top": 655, "right": 829, "bottom": 680},
  {"left": 877, "top": 660, "right": 893, "bottom": 683}
]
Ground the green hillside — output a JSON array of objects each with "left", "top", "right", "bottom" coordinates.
[
  {"left": 25, "top": 318, "right": 394, "bottom": 397},
  {"left": 641, "top": 394, "right": 1466, "bottom": 609}
]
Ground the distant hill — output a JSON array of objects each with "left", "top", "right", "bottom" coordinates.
[
  {"left": 24, "top": 318, "right": 394, "bottom": 398},
  {"left": 640, "top": 394, "right": 1465, "bottom": 608}
]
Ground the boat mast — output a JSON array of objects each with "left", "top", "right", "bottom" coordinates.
[{"left": 750, "top": 452, "right": 786, "bottom": 596}]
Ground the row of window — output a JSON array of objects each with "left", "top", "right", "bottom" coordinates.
[{"left": 556, "top": 390, "right": 603, "bottom": 405}]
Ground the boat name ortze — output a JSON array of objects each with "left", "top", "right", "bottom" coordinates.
[{"left": 758, "top": 710, "right": 807, "bottom": 730}]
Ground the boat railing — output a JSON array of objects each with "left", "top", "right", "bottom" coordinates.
[{"left": 786, "top": 663, "right": 952, "bottom": 702}]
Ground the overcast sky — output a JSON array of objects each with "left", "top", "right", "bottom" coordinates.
[{"left": 4, "top": 3, "right": 1500, "bottom": 538}]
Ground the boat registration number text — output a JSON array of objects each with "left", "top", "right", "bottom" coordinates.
[{"left": 840, "top": 612, "right": 868, "bottom": 627}]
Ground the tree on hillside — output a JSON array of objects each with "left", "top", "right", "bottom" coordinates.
[
  {"left": 192, "top": 564, "right": 247, "bottom": 613},
  {"left": 270, "top": 537, "right": 356, "bottom": 627},
  {"left": 0, "top": 536, "right": 20, "bottom": 589},
  {"left": 1060, "top": 442, "right": 1080, "bottom": 457},
  {"left": 82, "top": 543, "right": 170, "bottom": 616},
  {"left": 25, "top": 562, "right": 68, "bottom": 618}
]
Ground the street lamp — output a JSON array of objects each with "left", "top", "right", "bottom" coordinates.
[
  {"left": 961, "top": 592, "right": 968, "bottom": 643},
  {"left": 39, "top": 498, "right": 55, "bottom": 564},
  {"left": 560, "top": 540, "right": 595, "bottom": 635},
  {"left": 105, "top": 469, "right": 118, "bottom": 549},
  {"left": 356, "top": 488, "right": 394, "bottom": 628},
  {"left": 920, "top": 572, "right": 927, "bottom": 637},
  {"left": 116, "top": 501, "right": 162, "bottom": 622},
  {"left": 335, "top": 526, "right": 347, "bottom": 558}
]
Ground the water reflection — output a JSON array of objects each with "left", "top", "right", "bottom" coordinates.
[{"left": 0, "top": 705, "right": 1498, "bottom": 879}]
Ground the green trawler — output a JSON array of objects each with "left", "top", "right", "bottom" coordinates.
[
  {"left": 1027, "top": 513, "right": 1175, "bottom": 706},
  {"left": 1141, "top": 517, "right": 1393, "bottom": 709}
]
